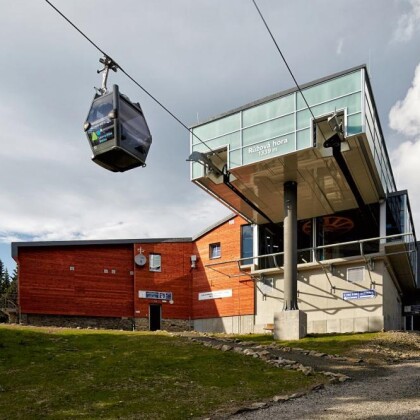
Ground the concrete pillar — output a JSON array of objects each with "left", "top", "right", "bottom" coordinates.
[
  {"left": 274, "top": 180, "right": 307, "bottom": 340},
  {"left": 283, "top": 181, "right": 298, "bottom": 310}
]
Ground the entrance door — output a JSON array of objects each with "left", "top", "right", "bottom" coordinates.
[{"left": 149, "top": 304, "right": 161, "bottom": 331}]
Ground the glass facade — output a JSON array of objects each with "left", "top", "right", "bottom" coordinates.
[
  {"left": 190, "top": 67, "right": 397, "bottom": 200},
  {"left": 255, "top": 205, "right": 380, "bottom": 269},
  {"left": 240, "top": 225, "right": 254, "bottom": 265},
  {"left": 191, "top": 69, "right": 365, "bottom": 176},
  {"left": 386, "top": 191, "right": 418, "bottom": 279}
]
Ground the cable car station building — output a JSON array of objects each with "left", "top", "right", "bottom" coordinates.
[{"left": 12, "top": 66, "right": 420, "bottom": 336}]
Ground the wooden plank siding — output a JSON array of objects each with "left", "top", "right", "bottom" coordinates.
[
  {"left": 18, "top": 245, "right": 135, "bottom": 317},
  {"left": 16, "top": 216, "right": 256, "bottom": 324},
  {"left": 192, "top": 215, "right": 254, "bottom": 319},
  {"left": 133, "top": 242, "right": 193, "bottom": 320}
]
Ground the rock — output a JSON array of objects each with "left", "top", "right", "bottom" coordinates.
[
  {"left": 0, "top": 385, "right": 5, "bottom": 392},
  {"left": 243, "top": 348, "right": 256, "bottom": 356},
  {"left": 301, "top": 366, "right": 315, "bottom": 376},
  {"left": 273, "top": 395, "right": 289, "bottom": 402},
  {"left": 221, "top": 344, "right": 233, "bottom": 352},
  {"left": 233, "top": 346, "right": 244, "bottom": 353},
  {"left": 311, "top": 383, "right": 325, "bottom": 391},
  {"left": 289, "top": 392, "right": 305, "bottom": 399},
  {"left": 251, "top": 402, "right": 267, "bottom": 409},
  {"left": 338, "top": 375, "right": 351, "bottom": 382},
  {"left": 257, "top": 350, "right": 271, "bottom": 358}
]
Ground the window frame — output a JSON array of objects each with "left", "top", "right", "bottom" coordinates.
[
  {"left": 149, "top": 253, "right": 162, "bottom": 272},
  {"left": 209, "top": 242, "right": 221, "bottom": 260}
]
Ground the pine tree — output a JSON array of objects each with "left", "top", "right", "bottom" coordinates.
[{"left": 0, "top": 259, "right": 4, "bottom": 296}]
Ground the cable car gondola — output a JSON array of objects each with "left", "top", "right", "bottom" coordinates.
[{"left": 83, "top": 57, "right": 152, "bottom": 172}]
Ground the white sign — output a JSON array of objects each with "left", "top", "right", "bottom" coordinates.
[
  {"left": 198, "top": 289, "right": 232, "bottom": 301},
  {"left": 139, "top": 290, "right": 172, "bottom": 300},
  {"left": 343, "top": 290, "right": 376, "bottom": 301}
]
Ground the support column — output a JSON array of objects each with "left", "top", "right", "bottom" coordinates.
[
  {"left": 283, "top": 181, "right": 298, "bottom": 310},
  {"left": 273, "top": 181, "right": 307, "bottom": 340}
]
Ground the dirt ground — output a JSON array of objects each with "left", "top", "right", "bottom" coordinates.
[
  {"left": 228, "top": 331, "right": 420, "bottom": 419},
  {"left": 198, "top": 331, "right": 420, "bottom": 419}
]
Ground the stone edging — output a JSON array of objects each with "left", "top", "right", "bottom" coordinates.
[{"left": 183, "top": 335, "right": 352, "bottom": 416}]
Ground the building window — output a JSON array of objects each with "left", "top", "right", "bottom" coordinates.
[
  {"left": 241, "top": 225, "right": 254, "bottom": 265},
  {"left": 149, "top": 254, "right": 161, "bottom": 272},
  {"left": 209, "top": 243, "right": 221, "bottom": 259}
]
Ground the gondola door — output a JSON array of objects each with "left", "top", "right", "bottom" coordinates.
[{"left": 149, "top": 304, "right": 161, "bottom": 331}]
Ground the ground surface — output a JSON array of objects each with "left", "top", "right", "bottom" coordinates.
[{"left": 226, "top": 331, "right": 420, "bottom": 419}]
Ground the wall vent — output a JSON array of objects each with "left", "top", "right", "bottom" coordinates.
[{"left": 347, "top": 266, "right": 364, "bottom": 283}]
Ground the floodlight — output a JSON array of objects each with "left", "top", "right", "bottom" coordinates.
[{"left": 186, "top": 151, "right": 223, "bottom": 176}]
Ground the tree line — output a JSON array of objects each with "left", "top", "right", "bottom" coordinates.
[{"left": 0, "top": 259, "right": 18, "bottom": 303}]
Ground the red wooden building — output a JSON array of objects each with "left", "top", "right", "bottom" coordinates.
[{"left": 13, "top": 215, "right": 253, "bottom": 331}]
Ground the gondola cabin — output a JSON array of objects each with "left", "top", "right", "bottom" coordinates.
[{"left": 84, "top": 84, "right": 152, "bottom": 172}]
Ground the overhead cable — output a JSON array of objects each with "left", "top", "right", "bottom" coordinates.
[
  {"left": 43, "top": 0, "right": 215, "bottom": 155},
  {"left": 251, "top": 0, "right": 328, "bottom": 142}
]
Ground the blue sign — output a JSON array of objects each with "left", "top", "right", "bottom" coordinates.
[
  {"left": 139, "top": 290, "right": 173, "bottom": 301},
  {"left": 343, "top": 290, "right": 376, "bottom": 301}
]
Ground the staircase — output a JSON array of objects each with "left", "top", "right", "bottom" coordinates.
[{"left": 0, "top": 296, "right": 18, "bottom": 323}]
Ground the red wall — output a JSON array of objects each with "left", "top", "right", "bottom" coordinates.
[
  {"left": 17, "top": 216, "right": 255, "bottom": 322},
  {"left": 192, "top": 215, "right": 254, "bottom": 319},
  {"left": 18, "top": 245, "right": 134, "bottom": 317},
  {"left": 133, "top": 242, "right": 193, "bottom": 320}
]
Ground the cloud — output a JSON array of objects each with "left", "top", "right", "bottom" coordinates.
[
  {"left": 389, "top": 61, "right": 420, "bottom": 232},
  {"left": 389, "top": 63, "right": 420, "bottom": 136},
  {"left": 393, "top": 0, "right": 420, "bottom": 42}
]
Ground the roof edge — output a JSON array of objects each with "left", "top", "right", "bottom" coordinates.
[{"left": 190, "top": 64, "right": 367, "bottom": 128}]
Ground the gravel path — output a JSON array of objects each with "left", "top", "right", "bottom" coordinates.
[{"left": 231, "top": 360, "right": 420, "bottom": 419}]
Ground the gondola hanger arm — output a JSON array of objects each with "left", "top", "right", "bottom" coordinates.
[{"left": 96, "top": 55, "right": 118, "bottom": 94}]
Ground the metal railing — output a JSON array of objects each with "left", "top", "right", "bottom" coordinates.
[{"left": 205, "top": 232, "right": 417, "bottom": 278}]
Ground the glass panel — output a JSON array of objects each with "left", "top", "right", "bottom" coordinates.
[
  {"left": 242, "top": 133, "right": 295, "bottom": 165},
  {"left": 298, "top": 219, "right": 312, "bottom": 263},
  {"left": 209, "top": 243, "right": 221, "bottom": 259},
  {"left": 241, "top": 225, "right": 254, "bottom": 265},
  {"left": 297, "top": 109, "right": 311, "bottom": 130},
  {"left": 347, "top": 113, "right": 362, "bottom": 135},
  {"left": 229, "top": 149, "right": 242, "bottom": 169},
  {"left": 191, "top": 162, "right": 204, "bottom": 179},
  {"left": 297, "top": 71, "right": 361, "bottom": 108},
  {"left": 149, "top": 254, "right": 161, "bottom": 272},
  {"left": 296, "top": 128, "right": 311, "bottom": 149},
  {"left": 119, "top": 98, "right": 152, "bottom": 158},
  {"left": 242, "top": 94, "right": 294, "bottom": 127},
  {"left": 243, "top": 114, "right": 295, "bottom": 146},
  {"left": 192, "top": 113, "right": 240, "bottom": 143},
  {"left": 258, "top": 224, "right": 283, "bottom": 269},
  {"left": 316, "top": 206, "right": 380, "bottom": 261},
  {"left": 86, "top": 93, "right": 115, "bottom": 146},
  {"left": 205, "top": 131, "right": 241, "bottom": 150},
  {"left": 192, "top": 131, "right": 240, "bottom": 153}
]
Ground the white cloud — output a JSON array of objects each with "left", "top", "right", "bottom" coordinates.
[
  {"left": 393, "top": 0, "right": 420, "bottom": 42},
  {"left": 389, "top": 61, "right": 420, "bottom": 232},
  {"left": 389, "top": 63, "right": 420, "bottom": 136}
]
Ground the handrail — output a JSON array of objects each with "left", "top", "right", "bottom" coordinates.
[{"left": 204, "top": 232, "right": 415, "bottom": 269}]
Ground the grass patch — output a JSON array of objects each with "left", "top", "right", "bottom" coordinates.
[
  {"left": 233, "top": 332, "right": 381, "bottom": 355},
  {"left": 0, "top": 326, "right": 322, "bottom": 419}
]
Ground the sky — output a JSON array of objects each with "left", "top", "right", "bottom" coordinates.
[{"left": 1, "top": 0, "right": 420, "bottom": 273}]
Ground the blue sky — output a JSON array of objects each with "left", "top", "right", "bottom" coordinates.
[{"left": 1, "top": 0, "right": 420, "bottom": 273}]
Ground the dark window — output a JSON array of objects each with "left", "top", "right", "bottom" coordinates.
[
  {"left": 316, "top": 205, "right": 379, "bottom": 261},
  {"left": 209, "top": 243, "right": 221, "bottom": 259},
  {"left": 241, "top": 225, "right": 254, "bottom": 265},
  {"left": 258, "top": 224, "right": 283, "bottom": 269}
]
